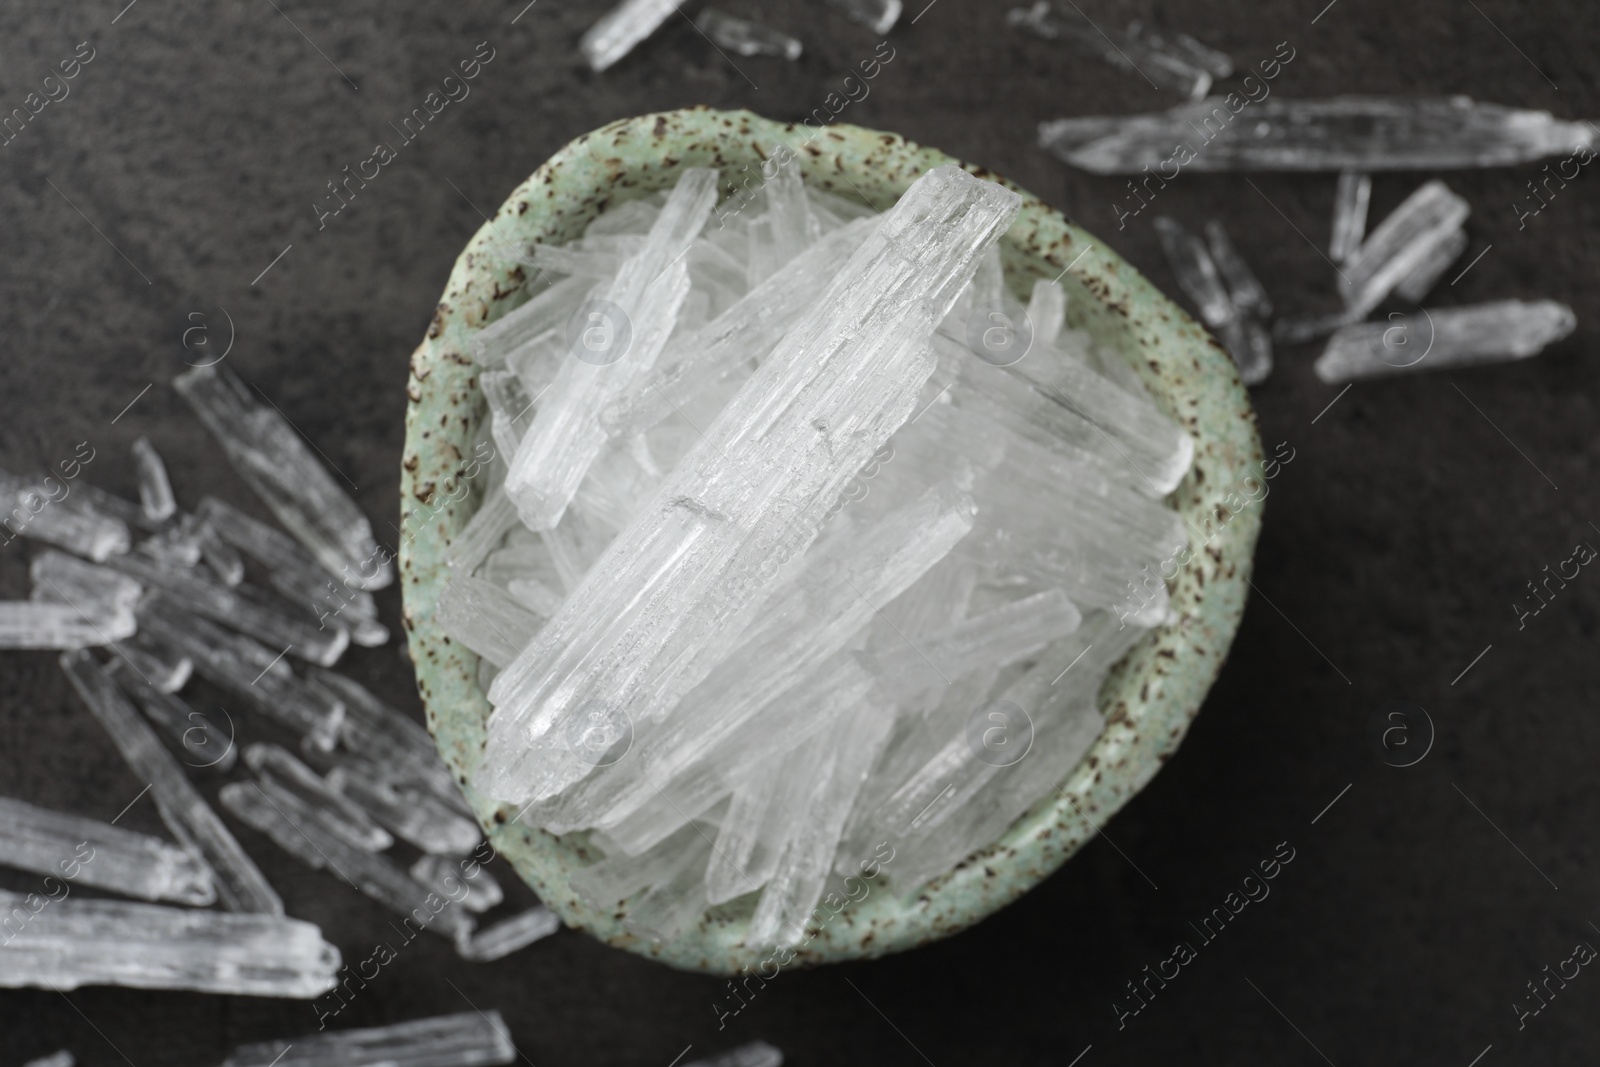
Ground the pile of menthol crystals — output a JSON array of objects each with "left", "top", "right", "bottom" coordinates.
[{"left": 447, "top": 154, "right": 1195, "bottom": 947}]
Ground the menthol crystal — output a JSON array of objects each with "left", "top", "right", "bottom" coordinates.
[
  {"left": 1314, "top": 299, "right": 1576, "bottom": 383},
  {"left": 220, "top": 1011, "right": 515, "bottom": 1067}
]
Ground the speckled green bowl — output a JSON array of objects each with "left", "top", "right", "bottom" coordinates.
[{"left": 400, "top": 107, "right": 1263, "bottom": 975}]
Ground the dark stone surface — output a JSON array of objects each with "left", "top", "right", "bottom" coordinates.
[{"left": 1, "top": 0, "right": 1597, "bottom": 1063}]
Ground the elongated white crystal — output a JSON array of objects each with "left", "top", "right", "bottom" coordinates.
[
  {"left": 826, "top": 0, "right": 900, "bottom": 32},
  {"left": 113, "top": 663, "right": 234, "bottom": 771},
  {"left": 107, "top": 550, "right": 349, "bottom": 666},
  {"left": 1204, "top": 220, "right": 1272, "bottom": 317},
  {"left": 23, "top": 1053, "right": 74, "bottom": 1067},
  {"left": 4, "top": 484, "right": 130, "bottom": 562},
  {"left": 471, "top": 275, "right": 594, "bottom": 368},
  {"left": 0, "top": 889, "right": 337, "bottom": 996},
  {"left": 0, "top": 600, "right": 134, "bottom": 649},
  {"left": 246, "top": 743, "right": 393, "bottom": 852},
  {"left": 411, "top": 854, "right": 503, "bottom": 913},
  {"left": 435, "top": 575, "right": 542, "bottom": 668},
  {"left": 505, "top": 169, "right": 717, "bottom": 529},
  {"left": 1329, "top": 171, "right": 1371, "bottom": 265},
  {"left": 1394, "top": 225, "right": 1467, "bottom": 304},
  {"left": 30, "top": 550, "right": 140, "bottom": 615},
  {"left": 1009, "top": 4, "right": 1211, "bottom": 99},
  {"left": 220, "top": 1011, "right": 515, "bottom": 1067},
  {"left": 455, "top": 906, "right": 561, "bottom": 961},
  {"left": 1313, "top": 299, "right": 1576, "bottom": 383},
  {"left": 580, "top": 0, "right": 679, "bottom": 71},
  {"left": 476, "top": 167, "right": 1022, "bottom": 807},
  {"left": 1041, "top": 96, "right": 1598, "bottom": 173},
  {"left": 131, "top": 436, "right": 177, "bottom": 523},
  {"left": 119, "top": 630, "right": 195, "bottom": 693},
  {"left": 310, "top": 669, "right": 469, "bottom": 812},
  {"left": 60, "top": 650, "right": 281, "bottom": 913},
  {"left": 0, "top": 795, "right": 214, "bottom": 905},
  {"left": 136, "top": 595, "right": 345, "bottom": 750},
  {"left": 1340, "top": 180, "right": 1470, "bottom": 317},
  {"left": 219, "top": 780, "right": 474, "bottom": 940},
  {"left": 695, "top": 9, "right": 801, "bottom": 59},
  {"left": 682, "top": 1043, "right": 784, "bottom": 1067},
  {"left": 1155, "top": 217, "right": 1232, "bottom": 328},
  {"left": 174, "top": 364, "right": 392, "bottom": 590},
  {"left": 326, "top": 765, "right": 480, "bottom": 855}
]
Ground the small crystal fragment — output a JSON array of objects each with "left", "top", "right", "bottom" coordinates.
[
  {"left": 1009, "top": 4, "right": 1212, "bottom": 99},
  {"left": 455, "top": 906, "right": 561, "bottom": 961},
  {"left": 1340, "top": 180, "right": 1471, "bottom": 316},
  {"left": 1128, "top": 20, "right": 1232, "bottom": 77},
  {"left": 310, "top": 669, "right": 469, "bottom": 812},
  {"left": 60, "top": 649, "right": 282, "bottom": 913},
  {"left": 411, "top": 854, "right": 503, "bottom": 913},
  {"left": 826, "top": 0, "right": 900, "bottom": 33},
  {"left": 0, "top": 794, "right": 215, "bottom": 905},
  {"left": 1218, "top": 316, "right": 1274, "bottom": 386},
  {"left": 1313, "top": 299, "right": 1576, "bottom": 383},
  {"left": 682, "top": 1042, "right": 784, "bottom": 1067},
  {"left": 1154, "top": 217, "right": 1232, "bottom": 328},
  {"left": 246, "top": 743, "right": 394, "bottom": 852},
  {"left": 174, "top": 364, "right": 392, "bottom": 590},
  {"left": 1040, "top": 96, "right": 1598, "bottom": 173},
  {"left": 219, "top": 1011, "right": 515, "bottom": 1067},
  {"left": 579, "top": 0, "right": 680, "bottom": 72},
  {"left": 196, "top": 519, "right": 247, "bottom": 586},
  {"left": 694, "top": 9, "right": 801, "bottom": 59},
  {"left": 326, "top": 765, "right": 481, "bottom": 855},
  {"left": 0, "top": 889, "right": 338, "bottom": 996},
  {"left": 23, "top": 1053, "right": 74, "bottom": 1067},
  {"left": 1204, "top": 220, "right": 1272, "bottom": 317},
  {"left": 1393, "top": 226, "right": 1468, "bottom": 304},
  {"left": 119, "top": 629, "right": 194, "bottom": 692},
  {"left": 1329, "top": 171, "right": 1371, "bottom": 265},
  {"left": 131, "top": 436, "right": 177, "bottom": 523}
]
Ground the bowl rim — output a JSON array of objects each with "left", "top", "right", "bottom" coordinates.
[{"left": 400, "top": 105, "right": 1264, "bottom": 975}]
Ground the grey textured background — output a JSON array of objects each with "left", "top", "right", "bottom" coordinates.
[{"left": 2, "top": 0, "right": 1598, "bottom": 1064}]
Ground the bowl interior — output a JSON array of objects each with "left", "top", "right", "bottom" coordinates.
[{"left": 400, "top": 107, "right": 1263, "bottom": 975}]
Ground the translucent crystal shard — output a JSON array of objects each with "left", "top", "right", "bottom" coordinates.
[
  {"left": 23, "top": 1053, "right": 74, "bottom": 1067},
  {"left": 1204, "top": 220, "right": 1272, "bottom": 317},
  {"left": 1340, "top": 180, "right": 1471, "bottom": 316},
  {"left": 505, "top": 169, "right": 717, "bottom": 529},
  {"left": 1128, "top": 20, "right": 1232, "bottom": 77},
  {"left": 5, "top": 485, "right": 130, "bottom": 562},
  {"left": 1040, "top": 96, "right": 1598, "bottom": 173},
  {"left": 411, "top": 854, "right": 503, "bottom": 913},
  {"left": 579, "top": 0, "right": 680, "bottom": 72},
  {"left": 470, "top": 275, "right": 594, "bottom": 368},
  {"left": 435, "top": 576, "right": 542, "bottom": 668},
  {"left": 131, "top": 436, "right": 177, "bottom": 523},
  {"left": 1313, "top": 300, "right": 1576, "bottom": 383},
  {"left": 694, "top": 9, "right": 801, "bottom": 59},
  {"left": 455, "top": 906, "right": 561, "bottom": 961},
  {"left": 28, "top": 547, "right": 137, "bottom": 616},
  {"left": 0, "top": 600, "right": 134, "bottom": 649},
  {"left": 310, "top": 670, "right": 468, "bottom": 811},
  {"left": 174, "top": 364, "right": 392, "bottom": 590},
  {"left": 326, "top": 766, "right": 480, "bottom": 855},
  {"left": 219, "top": 780, "right": 474, "bottom": 941},
  {"left": 1329, "top": 171, "right": 1371, "bottom": 265},
  {"left": 113, "top": 663, "right": 234, "bottom": 771},
  {"left": 246, "top": 743, "right": 393, "bottom": 852},
  {"left": 136, "top": 594, "right": 345, "bottom": 750},
  {"left": 60, "top": 649, "right": 282, "bottom": 913},
  {"left": 106, "top": 550, "right": 350, "bottom": 666},
  {"left": 221, "top": 1012, "right": 516, "bottom": 1067},
  {"left": 1217, "top": 316, "right": 1274, "bottom": 387},
  {"left": 1393, "top": 226, "right": 1467, "bottom": 304},
  {"left": 826, "top": 0, "right": 900, "bottom": 33},
  {"left": 682, "top": 1045, "right": 783, "bottom": 1067},
  {"left": 121, "top": 630, "right": 194, "bottom": 692},
  {"left": 476, "top": 168, "right": 1020, "bottom": 807},
  {"left": 0, "top": 795, "right": 215, "bottom": 905},
  {"left": 0, "top": 890, "right": 338, "bottom": 996},
  {"left": 1154, "top": 217, "right": 1232, "bottom": 328}
]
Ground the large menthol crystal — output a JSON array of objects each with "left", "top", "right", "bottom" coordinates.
[
  {"left": 310, "top": 668, "right": 470, "bottom": 814},
  {"left": 325, "top": 764, "right": 481, "bottom": 855},
  {"left": 505, "top": 168, "right": 717, "bottom": 530},
  {"left": 0, "top": 794, "right": 215, "bottom": 905},
  {"left": 1040, "top": 96, "right": 1598, "bottom": 173},
  {"left": 220, "top": 1011, "right": 516, "bottom": 1067},
  {"left": 245, "top": 743, "right": 393, "bottom": 852},
  {"left": 113, "top": 662, "right": 235, "bottom": 772},
  {"left": 174, "top": 364, "right": 392, "bottom": 591},
  {"left": 1329, "top": 171, "right": 1371, "bottom": 265},
  {"left": 1313, "top": 299, "right": 1576, "bottom": 383},
  {"left": 1339, "top": 180, "right": 1470, "bottom": 317},
  {"left": 474, "top": 166, "right": 1022, "bottom": 807},
  {"left": 455, "top": 906, "right": 561, "bottom": 961},
  {"left": 59, "top": 649, "right": 282, "bottom": 914},
  {"left": 580, "top": 0, "right": 680, "bottom": 72},
  {"left": 0, "top": 889, "right": 337, "bottom": 996}
]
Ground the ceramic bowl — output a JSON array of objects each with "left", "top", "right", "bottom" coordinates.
[{"left": 400, "top": 106, "right": 1263, "bottom": 975}]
